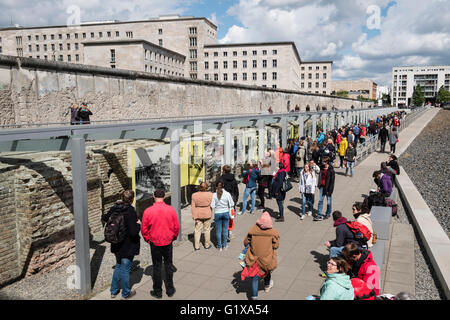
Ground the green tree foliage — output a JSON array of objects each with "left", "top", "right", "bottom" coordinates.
[
  {"left": 436, "top": 85, "right": 450, "bottom": 103},
  {"left": 336, "top": 90, "right": 349, "bottom": 98},
  {"left": 413, "top": 84, "right": 425, "bottom": 106}
]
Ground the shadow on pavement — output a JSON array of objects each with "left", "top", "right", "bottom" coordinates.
[{"left": 310, "top": 250, "right": 329, "bottom": 272}]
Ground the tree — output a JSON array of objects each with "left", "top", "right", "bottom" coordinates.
[
  {"left": 436, "top": 85, "right": 450, "bottom": 103},
  {"left": 335, "top": 90, "right": 349, "bottom": 98},
  {"left": 412, "top": 84, "right": 425, "bottom": 106}
]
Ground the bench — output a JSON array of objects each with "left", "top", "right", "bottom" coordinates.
[{"left": 371, "top": 206, "right": 392, "bottom": 240}]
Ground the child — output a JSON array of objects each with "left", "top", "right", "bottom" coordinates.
[
  {"left": 228, "top": 207, "right": 235, "bottom": 242},
  {"left": 239, "top": 244, "right": 250, "bottom": 268}
]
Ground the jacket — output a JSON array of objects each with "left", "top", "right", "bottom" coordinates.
[
  {"left": 338, "top": 138, "right": 348, "bottom": 157},
  {"left": 242, "top": 168, "right": 260, "bottom": 189},
  {"left": 317, "top": 166, "right": 335, "bottom": 196},
  {"left": 387, "top": 160, "right": 400, "bottom": 175},
  {"left": 320, "top": 273, "right": 355, "bottom": 300},
  {"left": 356, "top": 213, "right": 374, "bottom": 248},
  {"left": 141, "top": 202, "right": 180, "bottom": 247},
  {"left": 191, "top": 191, "right": 213, "bottom": 220},
  {"left": 379, "top": 173, "right": 392, "bottom": 196},
  {"left": 298, "top": 169, "right": 316, "bottom": 194},
  {"left": 317, "top": 132, "right": 325, "bottom": 145},
  {"left": 101, "top": 202, "right": 141, "bottom": 260},
  {"left": 345, "top": 148, "right": 357, "bottom": 162},
  {"left": 219, "top": 173, "right": 239, "bottom": 204},
  {"left": 379, "top": 128, "right": 389, "bottom": 142},
  {"left": 271, "top": 170, "right": 287, "bottom": 201},
  {"left": 295, "top": 146, "right": 306, "bottom": 168},
  {"left": 329, "top": 217, "right": 360, "bottom": 248},
  {"left": 244, "top": 224, "right": 280, "bottom": 274},
  {"left": 281, "top": 153, "right": 291, "bottom": 173},
  {"left": 211, "top": 189, "right": 234, "bottom": 214},
  {"left": 349, "top": 250, "right": 380, "bottom": 296},
  {"left": 388, "top": 130, "right": 398, "bottom": 145}
]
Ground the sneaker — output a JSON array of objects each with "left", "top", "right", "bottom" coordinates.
[
  {"left": 121, "top": 290, "right": 136, "bottom": 300},
  {"left": 323, "top": 215, "right": 330, "bottom": 220},
  {"left": 150, "top": 290, "right": 162, "bottom": 299},
  {"left": 313, "top": 216, "right": 323, "bottom": 221},
  {"left": 223, "top": 247, "right": 228, "bottom": 251},
  {"left": 237, "top": 211, "right": 244, "bottom": 216},
  {"left": 300, "top": 215, "right": 305, "bottom": 220},
  {"left": 250, "top": 211, "right": 255, "bottom": 215},
  {"left": 111, "top": 291, "right": 119, "bottom": 299},
  {"left": 167, "top": 288, "right": 176, "bottom": 298},
  {"left": 219, "top": 248, "right": 223, "bottom": 252},
  {"left": 194, "top": 247, "right": 200, "bottom": 251},
  {"left": 307, "top": 211, "right": 312, "bottom": 217},
  {"left": 250, "top": 297, "right": 258, "bottom": 300},
  {"left": 264, "top": 280, "right": 274, "bottom": 293},
  {"left": 275, "top": 217, "right": 285, "bottom": 222}
]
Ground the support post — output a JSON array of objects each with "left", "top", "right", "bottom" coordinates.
[
  {"left": 170, "top": 127, "right": 181, "bottom": 241},
  {"left": 258, "top": 119, "right": 265, "bottom": 162},
  {"left": 71, "top": 137, "right": 91, "bottom": 297},
  {"left": 312, "top": 114, "right": 317, "bottom": 140},
  {"left": 281, "top": 116, "right": 287, "bottom": 149},
  {"left": 224, "top": 122, "right": 233, "bottom": 165},
  {"left": 298, "top": 115, "right": 304, "bottom": 138},
  {"left": 322, "top": 113, "right": 327, "bottom": 132}
]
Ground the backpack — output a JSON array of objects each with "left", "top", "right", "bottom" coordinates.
[
  {"left": 363, "top": 192, "right": 386, "bottom": 209},
  {"left": 346, "top": 221, "right": 372, "bottom": 244},
  {"left": 242, "top": 169, "right": 252, "bottom": 185},
  {"left": 351, "top": 278, "right": 377, "bottom": 300},
  {"left": 385, "top": 198, "right": 398, "bottom": 217},
  {"left": 104, "top": 209, "right": 127, "bottom": 244}
]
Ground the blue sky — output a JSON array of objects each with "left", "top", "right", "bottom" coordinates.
[{"left": 1, "top": 0, "right": 449, "bottom": 87}]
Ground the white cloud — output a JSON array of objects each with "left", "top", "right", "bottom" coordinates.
[{"left": 220, "top": 0, "right": 450, "bottom": 86}]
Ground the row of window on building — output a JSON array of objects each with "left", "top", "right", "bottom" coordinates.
[
  {"left": 202, "top": 59, "right": 278, "bottom": 69},
  {"left": 203, "top": 72, "right": 278, "bottom": 81},
  {"left": 204, "top": 49, "right": 278, "bottom": 58},
  {"left": 301, "top": 73, "right": 328, "bottom": 80},
  {"left": 143, "top": 49, "right": 183, "bottom": 68},
  {"left": 16, "top": 31, "right": 135, "bottom": 45},
  {"left": 26, "top": 54, "right": 80, "bottom": 62},
  {"left": 301, "top": 65, "right": 328, "bottom": 71},
  {"left": 27, "top": 42, "right": 81, "bottom": 52},
  {"left": 144, "top": 64, "right": 183, "bottom": 77},
  {"left": 301, "top": 82, "right": 327, "bottom": 89}
]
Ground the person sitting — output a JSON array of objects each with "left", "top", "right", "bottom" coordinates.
[
  {"left": 373, "top": 170, "right": 392, "bottom": 197},
  {"left": 307, "top": 257, "right": 354, "bottom": 300},
  {"left": 386, "top": 154, "right": 400, "bottom": 175},
  {"left": 324, "top": 211, "right": 360, "bottom": 258},
  {"left": 342, "top": 243, "right": 380, "bottom": 296},
  {"left": 352, "top": 202, "right": 374, "bottom": 248}
]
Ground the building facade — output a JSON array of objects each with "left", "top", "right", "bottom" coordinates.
[
  {"left": 0, "top": 15, "right": 216, "bottom": 79},
  {"left": 392, "top": 65, "right": 450, "bottom": 107},
  {"left": 300, "top": 61, "right": 333, "bottom": 95},
  {"left": 201, "top": 42, "right": 302, "bottom": 90},
  {"left": 83, "top": 40, "right": 185, "bottom": 76},
  {"left": 332, "top": 78, "right": 377, "bottom": 100}
]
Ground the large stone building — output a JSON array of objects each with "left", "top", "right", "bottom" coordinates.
[
  {"left": 391, "top": 65, "right": 450, "bottom": 107},
  {"left": 83, "top": 39, "right": 185, "bottom": 76},
  {"left": 332, "top": 78, "right": 377, "bottom": 100},
  {"left": 0, "top": 15, "right": 217, "bottom": 79},
  {"left": 0, "top": 15, "right": 333, "bottom": 91},
  {"left": 300, "top": 61, "right": 333, "bottom": 95}
]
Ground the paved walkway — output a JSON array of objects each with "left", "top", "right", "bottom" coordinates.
[{"left": 92, "top": 108, "right": 438, "bottom": 300}]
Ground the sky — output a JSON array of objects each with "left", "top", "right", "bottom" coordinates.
[{"left": 1, "top": 0, "right": 449, "bottom": 87}]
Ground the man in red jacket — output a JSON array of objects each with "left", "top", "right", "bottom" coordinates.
[
  {"left": 141, "top": 189, "right": 180, "bottom": 299},
  {"left": 342, "top": 243, "right": 380, "bottom": 295}
]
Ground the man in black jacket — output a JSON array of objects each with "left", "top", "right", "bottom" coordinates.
[
  {"left": 315, "top": 159, "right": 335, "bottom": 221},
  {"left": 378, "top": 124, "right": 389, "bottom": 153},
  {"left": 324, "top": 211, "right": 359, "bottom": 258},
  {"left": 102, "top": 190, "right": 141, "bottom": 299}
]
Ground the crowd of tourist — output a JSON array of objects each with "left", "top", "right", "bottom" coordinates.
[{"left": 101, "top": 109, "right": 413, "bottom": 301}]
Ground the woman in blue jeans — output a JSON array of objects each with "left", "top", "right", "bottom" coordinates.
[
  {"left": 239, "top": 161, "right": 260, "bottom": 215},
  {"left": 101, "top": 190, "right": 141, "bottom": 299},
  {"left": 211, "top": 181, "right": 235, "bottom": 251}
]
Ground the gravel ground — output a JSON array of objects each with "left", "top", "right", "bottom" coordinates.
[{"left": 396, "top": 108, "right": 449, "bottom": 300}]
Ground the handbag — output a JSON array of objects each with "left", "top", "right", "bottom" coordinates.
[{"left": 281, "top": 177, "right": 293, "bottom": 193}]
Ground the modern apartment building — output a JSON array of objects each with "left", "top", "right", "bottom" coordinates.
[
  {"left": 83, "top": 40, "right": 185, "bottom": 76},
  {"left": 300, "top": 61, "right": 333, "bottom": 95},
  {"left": 331, "top": 78, "right": 377, "bottom": 100},
  {"left": 392, "top": 65, "right": 450, "bottom": 107},
  {"left": 202, "top": 42, "right": 302, "bottom": 90},
  {"left": 0, "top": 15, "right": 217, "bottom": 79}
]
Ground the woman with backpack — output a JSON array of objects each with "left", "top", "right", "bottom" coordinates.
[
  {"left": 211, "top": 181, "right": 234, "bottom": 251},
  {"left": 240, "top": 211, "right": 280, "bottom": 300},
  {"left": 271, "top": 162, "right": 287, "bottom": 222},
  {"left": 101, "top": 190, "right": 141, "bottom": 300}
]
